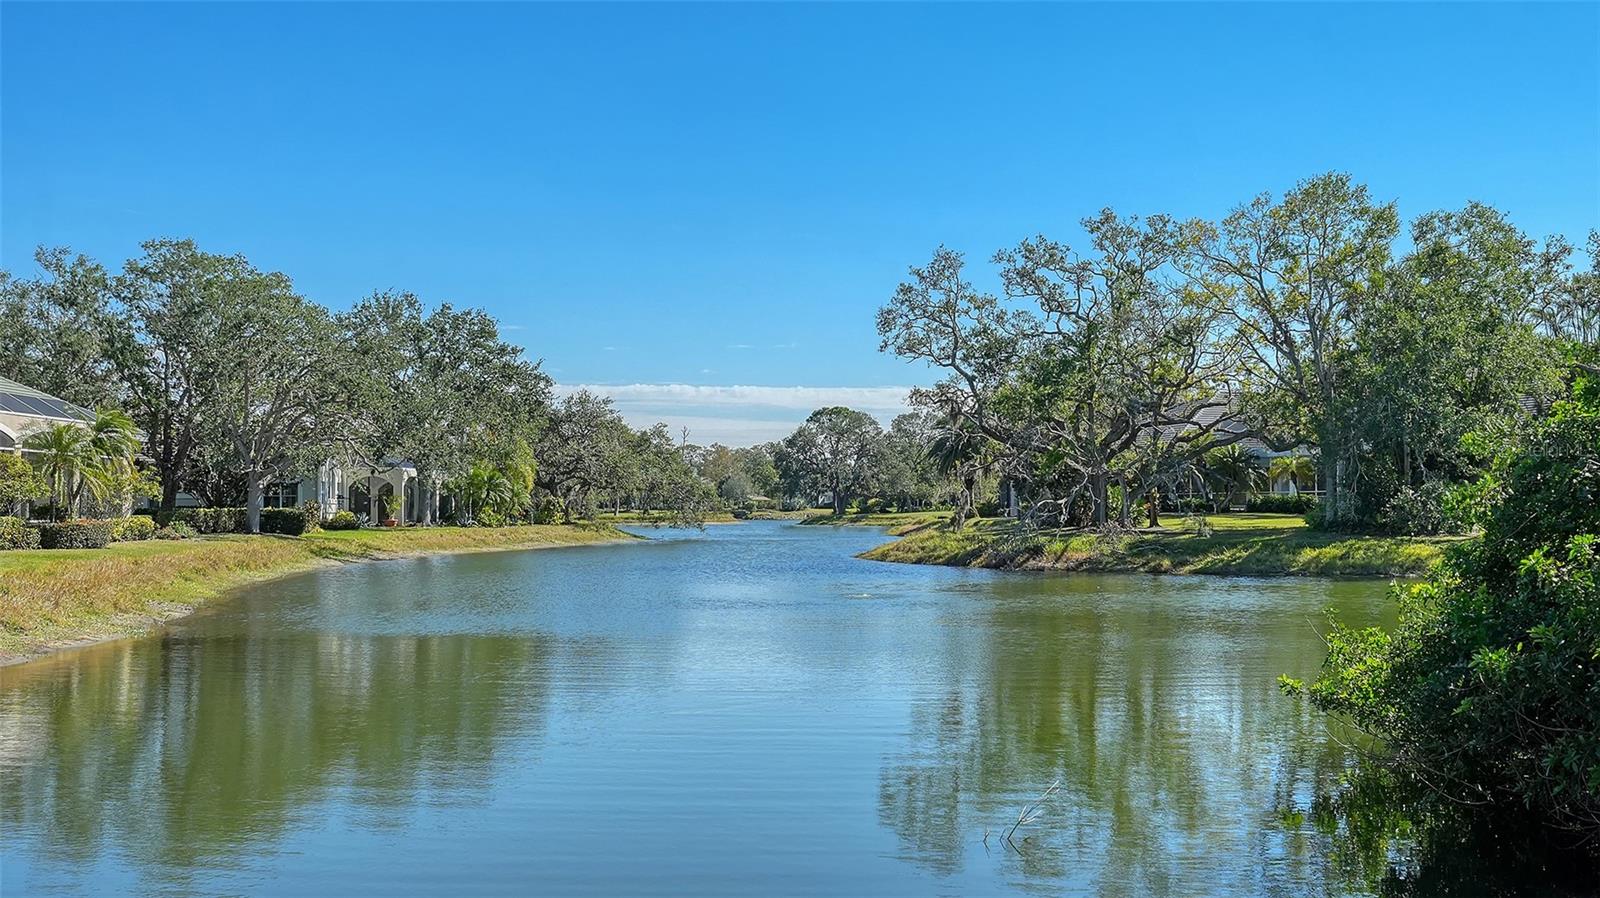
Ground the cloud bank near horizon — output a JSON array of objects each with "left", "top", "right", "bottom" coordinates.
[{"left": 552, "top": 383, "right": 915, "bottom": 446}]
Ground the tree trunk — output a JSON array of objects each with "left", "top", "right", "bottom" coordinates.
[
  {"left": 1147, "top": 488, "right": 1161, "bottom": 528},
  {"left": 419, "top": 480, "right": 433, "bottom": 526},
  {"left": 246, "top": 473, "right": 262, "bottom": 534},
  {"left": 832, "top": 476, "right": 845, "bottom": 515}
]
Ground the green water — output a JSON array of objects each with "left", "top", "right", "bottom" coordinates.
[{"left": 0, "top": 521, "right": 1434, "bottom": 896}]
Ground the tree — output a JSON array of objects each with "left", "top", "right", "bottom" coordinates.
[
  {"left": 882, "top": 213, "right": 1251, "bottom": 528},
  {"left": 1267, "top": 455, "right": 1314, "bottom": 495},
  {"left": 22, "top": 424, "right": 96, "bottom": 519},
  {"left": 534, "top": 391, "right": 636, "bottom": 520},
  {"left": 777, "top": 407, "right": 883, "bottom": 515},
  {"left": 877, "top": 411, "right": 944, "bottom": 513},
  {"left": 451, "top": 461, "right": 521, "bottom": 522},
  {"left": 0, "top": 247, "right": 125, "bottom": 409},
  {"left": 1335, "top": 203, "right": 1568, "bottom": 527},
  {"left": 1185, "top": 172, "right": 1399, "bottom": 526},
  {"left": 1200, "top": 444, "right": 1263, "bottom": 512},
  {"left": 1289, "top": 372, "right": 1600, "bottom": 837},
  {"left": 209, "top": 267, "right": 354, "bottom": 533},
  {"left": 111, "top": 240, "right": 239, "bottom": 516},
  {"left": 0, "top": 453, "right": 47, "bottom": 516},
  {"left": 341, "top": 292, "right": 550, "bottom": 525}
]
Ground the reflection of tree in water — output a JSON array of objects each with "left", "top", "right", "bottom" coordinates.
[
  {"left": 0, "top": 629, "right": 584, "bottom": 893},
  {"left": 877, "top": 588, "right": 1374, "bottom": 897},
  {"left": 1279, "top": 761, "right": 1600, "bottom": 898}
]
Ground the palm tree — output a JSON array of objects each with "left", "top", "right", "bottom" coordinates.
[
  {"left": 1267, "top": 455, "right": 1315, "bottom": 495},
  {"left": 1201, "top": 444, "right": 1264, "bottom": 512},
  {"left": 23, "top": 424, "right": 96, "bottom": 520},
  {"left": 453, "top": 462, "right": 520, "bottom": 522},
  {"left": 928, "top": 416, "right": 989, "bottom": 530},
  {"left": 87, "top": 409, "right": 141, "bottom": 512}
]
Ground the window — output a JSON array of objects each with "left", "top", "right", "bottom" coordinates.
[{"left": 264, "top": 482, "right": 300, "bottom": 508}]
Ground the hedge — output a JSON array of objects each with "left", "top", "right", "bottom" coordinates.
[
  {"left": 110, "top": 516, "right": 158, "bottom": 542},
  {"left": 0, "top": 515, "right": 40, "bottom": 550},
  {"left": 37, "top": 521, "right": 114, "bottom": 549},
  {"left": 171, "top": 506, "right": 310, "bottom": 535},
  {"left": 1245, "top": 493, "right": 1319, "bottom": 514},
  {"left": 259, "top": 508, "right": 310, "bottom": 535},
  {"left": 323, "top": 510, "right": 359, "bottom": 530},
  {"left": 173, "top": 507, "right": 248, "bottom": 534}
]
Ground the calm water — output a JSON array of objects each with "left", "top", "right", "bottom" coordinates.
[{"left": 2, "top": 521, "right": 1399, "bottom": 897}]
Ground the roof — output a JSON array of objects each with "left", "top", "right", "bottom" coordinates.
[{"left": 0, "top": 375, "right": 97, "bottom": 424}]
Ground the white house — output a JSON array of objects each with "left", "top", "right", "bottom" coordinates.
[
  {"left": 0, "top": 374, "right": 98, "bottom": 458},
  {"left": 270, "top": 458, "right": 450, "bottom": 524}
]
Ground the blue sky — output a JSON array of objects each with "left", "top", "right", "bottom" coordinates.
[{"left": 4, "top": 2, "right": 1597, "bottom": 444}]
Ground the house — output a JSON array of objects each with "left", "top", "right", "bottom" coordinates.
[
  {"left": 0, "top": 375, "right": 98, "bottom": 459},
  {"left": 1155, "top": 398, "right": 1318, "bottom": 497},
  {"left": 273, "top": 458, "right": 451, "bottom": 524}
]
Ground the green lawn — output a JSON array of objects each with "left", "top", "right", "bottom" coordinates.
[
  {"left": 0, "top": 523, "right": 633, "bottom": 662},
  {"left": 857, "top": 511, "right": 1457, "bottom": 578}
]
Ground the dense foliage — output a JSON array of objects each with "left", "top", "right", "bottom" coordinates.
[
  {"left": 109, "top": 516, "right": 157, "bottom": 542},
  {"left": 0, "top": 515, "right": 41, "bottom": 549},
  {"left": 35, "top": 521, "right": 114, "bottom": 549},
  {"left": 877, "top": 173, "right": 1597, "bottom": 533},
  {"left": 1290, "top": 373, "right": 1600, "bottom": 836}
]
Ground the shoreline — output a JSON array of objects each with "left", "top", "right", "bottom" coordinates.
[
  {"left": 809, "top": 511, "right": 1456, "bottom": 579},
  {"left": 0, "top": 524, "right": 640, "bottom": 668}
]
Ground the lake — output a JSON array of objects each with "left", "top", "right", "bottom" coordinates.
[{"left": 2, "top": 520, "right": 1401, "bottom": 896}]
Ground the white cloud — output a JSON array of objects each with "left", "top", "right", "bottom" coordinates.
[{"left": 552, "top": 383, "right": 915, "bottom": 446}]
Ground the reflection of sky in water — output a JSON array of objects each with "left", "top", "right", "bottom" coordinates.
[{"left": 2, "top": 521, "right": 1411, "bottom": 896}]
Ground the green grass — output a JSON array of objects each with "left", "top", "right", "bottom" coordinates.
[
  {"left": 0, "top": 523, "right": 635, "bottom": 662},
  {"left": 860, "top": 512, "right": 1458, "bottom": 578},
  {"left": 799, "top": 509, "right": 952, "bottom": 532}
]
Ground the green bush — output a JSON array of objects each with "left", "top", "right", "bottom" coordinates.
[
  {"left": 324, "top": 510, "right": 360, "bottom": 530},
  {"left": 299, "top": 499, "right": 322, "bottom": 529},
  {"left": 154, "top": 522, "right": 194, "bottom": 540},
  {"left": 259, "top": 508, "right": 309, "bottom": 535},
  {"left": 109, "top": 516, "right": 158, "bottom": 542},
  {"left": 1292, "top": 374, "right": 1600, "bottom": 836},
  {"left": 1244, "top": 493, "right": 1319, "bottom": 514},
  {"left": 476, "top": 508, "right": 507, "bottom": 528},
  {"left": 173, "top": 507, "right": 247, "bottom": 534},
  {"left": 36, "top": 520, "right": 114, "bottom": 549},
  {"left": 1378, "top": 481, "right": 1463, "bottom": 535},
  {"left": 0, "top": 515, "right": 40, "bottom": 549}
]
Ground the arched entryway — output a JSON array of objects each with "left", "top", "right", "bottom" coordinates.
[
  {"left": 349, "top": 481, "right": 371, "bottom": 520},
  {"left": 375, "top": 482, "right": 400, "bottom": 523}
]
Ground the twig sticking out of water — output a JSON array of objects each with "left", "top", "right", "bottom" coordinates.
[{"left": 1005, "top": 779, "right": 1061, "bottom": 854}]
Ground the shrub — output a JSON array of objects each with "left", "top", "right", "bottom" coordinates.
[
  {"left": 173, "top": 507, "right": 247, "bottom": 534},
  {"left": 110, "top": 516, "right": 158, "bottom": 542},
  {"left": 299, "top": 498, "right": 322, "bottom": 528},
  {"left": 1378, "top": 481, "right": 1464, "bottom": 536},
  {"left": 324, "top": 510, "right": 360, "bottom": 530},
  {"left": 530, "top": 498, "right": 561, "bottom": 525},
  {"left": 36, "top": 520, "right": 114, "bottom": 549},
  {"left": 1245, "top": 493, "right": 1319, "bottom": 514},
  {"left": 0, "top": 515, "right": 40, "bottom": 550},
  {"left": 259, "top": 508, "right": 309, "bottom": 536},
  {"left": 154, "top": 522, "right": 194, "bottom": 540},
  {"left": 1292, "top": 375, "right": 1600, "bottom": 836},
  {"left": 476, "top": 507, "right": 507, "bottom": 528}
]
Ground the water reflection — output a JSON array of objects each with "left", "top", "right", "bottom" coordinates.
[
  {"left": 1, "top": 523, "right": 1582, "bottom": 896},
  {"left": 1, "top": 630, "right": 565, "bottom": 895},
  {"left": 877, "top": 576, "right": 1387, "bottom": 897}
]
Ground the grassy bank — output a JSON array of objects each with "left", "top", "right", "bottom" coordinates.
[
  {"left": 0, "top": 523, "right": 635, "bottom": 663},
  {"left": 826, "top": 511, "right": 1456, "bottom": 578},
  {"left": 592, "top": 510, "right": 739, "bottom": 524}
]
